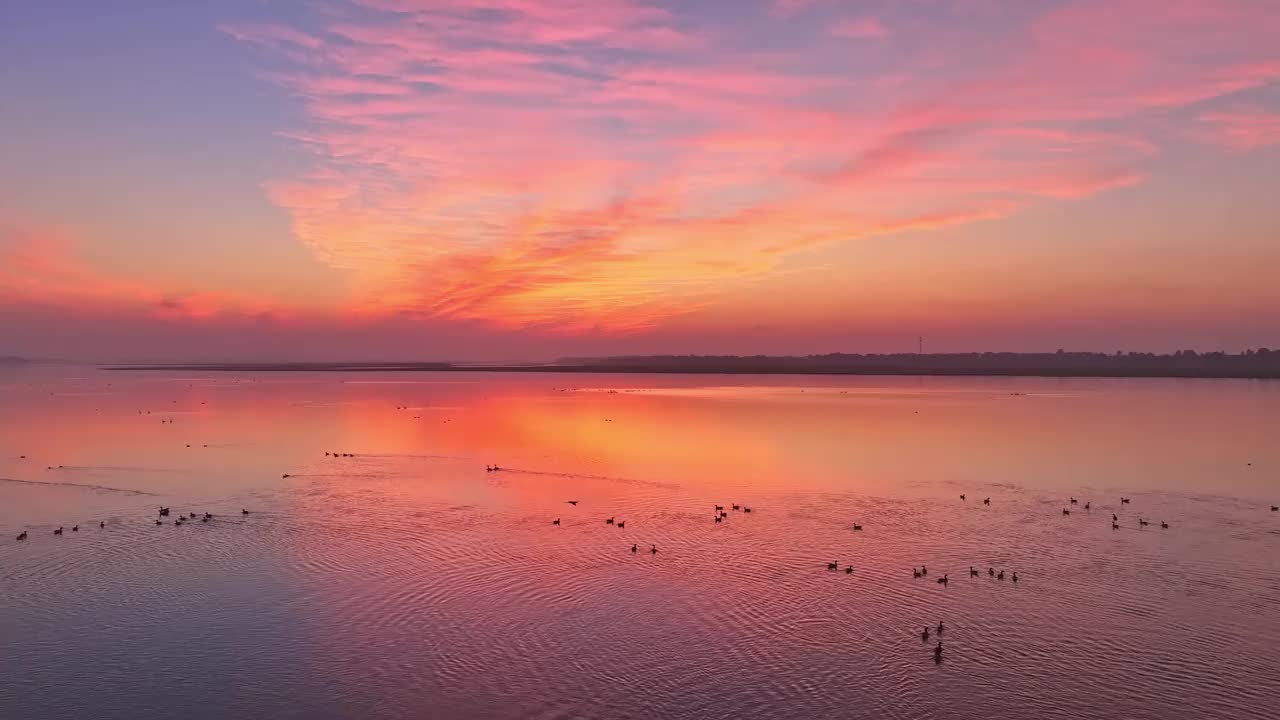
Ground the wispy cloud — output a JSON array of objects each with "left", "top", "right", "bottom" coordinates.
[{"left": 208, "top": 0, "right": 1280, "bottom": 333}]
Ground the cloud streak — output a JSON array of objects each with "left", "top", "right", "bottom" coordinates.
[{"left": 202, "top": 0, "right": 1279, "bottom": 335}]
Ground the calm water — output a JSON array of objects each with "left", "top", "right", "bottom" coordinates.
[{"left": 2, "top": 366, "right": 1278, "bottom": 720}]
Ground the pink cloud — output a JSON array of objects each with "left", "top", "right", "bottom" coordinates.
[
  {"left": 1197, "top": 108, "right": 1280, "bottom": 150},
  {"left": 830, "top": 17, "right": 889, "bottom": 40},
  {"left": 217, "top": 0, "right": 1280, "bottom": 334}
]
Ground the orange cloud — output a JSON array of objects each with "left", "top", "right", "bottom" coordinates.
[{"left": 220, "top": 0, "right": 1280, "bottom": 334}]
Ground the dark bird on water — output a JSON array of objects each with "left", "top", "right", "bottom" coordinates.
[
  {"left": 970, "top": 567, "right": 979, "bottom": 577},
  {"left": 99, "top": 521, "right": 105, "bottom": 529},
  {"left": 1112, "top": 513, "right": 1118, "bottom": 522},
  {"left": 155, "top": 519, "right": 162, "bottom": 526},
  {"left": 175, "top": 520, "right": 182, "bottom": 526},
  {"left": 616, "top": 521, "right": 626, "bottom": 529},
  {"left": 1112, "top": 522, "right": 1120, "bottom": 530},
  {"left": 732, "top": 504, "right": 740, "bottom": 511},
  {"left": 852, "top": 523, "right": 862, "bottom": 531},
  {"left": 1121, "top": 497, "right": 1130, "bottom": 504},
  {"left": 921, "top": 564, "right": 927, "bottom": 576},
  {"left": 72, "top": 525, "right": 79, "bottom": 532},
  {"left": 242, "top": 509, "right": 250, "bottom": 515},
  {"left": 631, "top": 544, "right": 637, "bottom": 553},
  {"left": 160, "top": 507, "right": 170, "bottom": 517},
  {"left": 715, "top": 505, "right": 724, "bottom": 512},
  {"left": 960, "top": 494, "right": 966, "bottom": 501},
  {"left": 1070, "top": 497, "right": 1078, "bottom": 504},
  {"left": 1271, "top": 506, "right": 1278, "bottom": 512},
  {"left": 937, "top": 621, "right": 944, "bottom": 633},
  {"left": 1161, "top": 521, "right": 1169, "bottom": 529},
  {"left": 1085, "top": 502, "right": 1091, "bottom": 510},
  {"left": 650, "top": 544, "right": 658, "bottom": 555},
  {"left": 989, "top": 567, "right": 995, "bottom": 576},
  {"left": 552, "top": 519, "right": 560, "bottom": 526},
  {"left": 1012, "top": 572, "right": 1019, "bottom": 583},
  {"left": 937, "top": 574, "right": 949, "bottom": 585},
  {"left": 743, "top": 507, "right": 753, "bottom": 513},
  {"left": 201, "top": 516, "right": 209, "bottom": 523},
  {"left": 828, "top": 561, "right": 839, "bottom": 570},
  {"left": 715, "top": 515, "right": 723, "bottom": 523},
  {"left": 983, "top": 497, "right": 991, "bottom": 505},
  {"left": 16, "top": 531, "right": 28, "bottom": 541},
  {"left": 282, "top": 474, "right": 290, "bottom": 478},
  {"left": 922, "top": 627, "right": 930, "bottom": 641},
  {"left": 1063, "top": 508, "right": 1070, "bottom": 516},
  {"left": 567, "top": 500, "right": 578, "bottom": 505},
  {"left": 54, "top": 527, "right": 63, "bottom": 535},
  {"left": 913, "top": 567, "right": 922, "bottom": 578},
  {"left": 606, "top": 517, "right": 614, "bottom": 525},
  {"left": 845, "top": 565, "right": 854, "bottom": 574},
  {"left": 1139, "top": 518, "right": 1149, "bottom": 527},
  {"left": 934, "top": 641, "right": 943, "bottom": 662}
]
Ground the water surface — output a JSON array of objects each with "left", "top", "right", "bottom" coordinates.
[{"left": 2, "top": 367, "right": 1278, "bottom": 719}]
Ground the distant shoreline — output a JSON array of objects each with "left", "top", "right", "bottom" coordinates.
[{"left": 100, "top": 357, "right": 1280, "bottom": 379}]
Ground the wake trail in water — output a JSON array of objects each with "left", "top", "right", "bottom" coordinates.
[{"left": 0, "top": 477, "right": 158, "bottom": 496}]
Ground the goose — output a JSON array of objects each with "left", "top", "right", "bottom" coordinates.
[
  {"left": 201, "top": 516, "right": 209, "bottom": 523},
  {"left": 1161, "top": 521, "right": 1169, "bottom": 529},
  {"left": 852, "top": 524, "right": 863, "bottom": 531},
  {"left": 175, "top": 520, "right": 182, "bottom": 526},
  {"left": 921, "top": 564, "right": 927, "bottom": 576},
  {"left": 714, "top": 505, "right": 724, "bottom": 512},
  {"left": 983, "top": 497, "right": 991, "bottom": 505},
  {"left": 937, "top": 621, "right": 944, "bottom": 634},
  {"left": 960, "top": 494, "right": 966, "bottom": 501},
  {"left": 1272, "top": 506, "right": 1277, "bottom": 512},
  {"left": 913, "top": 567, "right": 922, "bottom": 579},
  {"left": 922, "top": 627, "right": 930, "bottom": 641},
  {"left": 282, "top": 474, "right": 291, "bottom": 479},
  {"left": 997, "top": 570, "right": 1005, "bottom": 580},
  {"left": 988, "top": 567, "right": 995, "bottom": 576},
  {"left": 934, "top": 641, "right": 943, "bottom": 660},
  {"left": 1063, "top": 509, "right": 1070, "bottom": 516},
  {"left": 631, "top": 544, "right": 637, "bottom": 553},
  {"left": 54, "top": 527, "right": 64, "bottom": 535},
  {"left": 552, "top": 519, "right": 560, "bottom": 526},
  {"left": 650, "top": 545, "right": 658, "bottom": 555},
  {"left": 1112, "top": 513, "right": 1118, "bottom": 522},
  {"left": 970, "top": 567, "right": 979, "bottom": 577},
  {"left": 155, "top": 519, "right": 162, "bottom": 526},
  {"left": 72, "top": 525, "right": 79, "bottom": 532},
  {"left": 241, "top": 509, "right": 250, "bottom": 515},
  {"left": 16, "top": 531, "right": 27, "bottom": 541},
  {"left": 1138, "top": 518, "right": 1149, "bottom": 527},
  {"left": 606, "top": 517, "right": 615, "bottom": 525},
  {"left": 160, "top": 507, "right": 170, "bottom": 517},
  {"left": 827, "top": 561, "right": 839, "bottom": 570},
  {"left": 616, "top": 521, "right": 625, "bottom": 529},
  {"left": 189, "top": 512, "right": 197, "bottom": 519},
  {"left": 1070, "top": 497, "right": 1078, "bottom": 504},
  {"left": 1012, "top": 572, "right": 1019, "bottom": 583},
  {"left": 937, "top": 574, "right": 949, "bottom": 585},
  {"left": 99, "top": 521, "right": 105, "bottom": 529},
  {"left": 845, "top": 565, "right": 854, "bottom": 574},
  {"left": 743, "top": 507, "right": 753, "bottom": 513},
  {"left": 715, "top": 515, "right": 723, "bottom": 523},
  {"left": 567, "top": 500, "right": 578, "bottom": 506},
  {"left": 1112, "top": 522, "right": 1120, "bottom": 530},
  {"left": 732, "top": 504, "right": 740, "bottom": 511},
  {"left": 1121, "top": 497, "right": 1130, "bottom": 504},
  {"left": 1084, "top": 502, "right": 1091, "bottom": 510}
]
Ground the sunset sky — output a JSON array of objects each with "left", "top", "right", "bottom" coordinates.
[{"left": 2, "top": 0, "right": 1278, "bottom": 361}]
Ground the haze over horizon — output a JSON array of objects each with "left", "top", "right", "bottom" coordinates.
[{"left": 3, "top": 0, "right": 1278, "bottom": 361}]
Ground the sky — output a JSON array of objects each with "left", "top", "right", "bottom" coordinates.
[{"left": 2, "top": 0, "right": 1278, "bottom": 361}]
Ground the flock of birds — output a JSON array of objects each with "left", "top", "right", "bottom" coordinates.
[
  {"left": 13, "top": 505, "right": 254, "bottom": 540},
  {"left": 9, "top": 436, "right": 1279, "bottom": 666}
]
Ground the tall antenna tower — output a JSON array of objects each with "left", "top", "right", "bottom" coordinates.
[{"left": 918, "top": 336, "right": 924, "bottom": 355}]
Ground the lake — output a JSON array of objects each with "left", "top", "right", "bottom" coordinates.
[{"left": 2, "top": 366, "right": 1278, "bottom": 719}]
